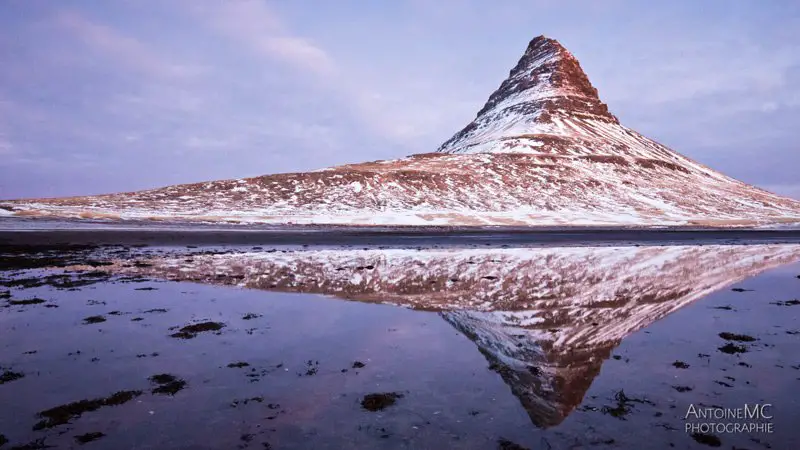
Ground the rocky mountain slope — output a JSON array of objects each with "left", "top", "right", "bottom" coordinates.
[
  {"left": 85, "top": 243, "right": 800, "bottom": 427},
  {"left": 3, "top": 36, "right": 800, "bottom": 227}
]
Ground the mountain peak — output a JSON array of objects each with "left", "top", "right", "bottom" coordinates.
[
  {"left": 5, "top": 35, "right": 800, "bottom": 228},
  {"left": 438, "top": 35, "right": 618, "bottom": 153},
  {"left": 523, "top": 35, "right": 567, "bottom": 57}
]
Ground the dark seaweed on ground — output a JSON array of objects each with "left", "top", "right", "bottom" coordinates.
[
  {"left": 0, "top": 370, "right": 24, "bottom": 385},
  {"left": 718, "top": 332, "right": 756, "bottom": 342},
  {"left": 7, "top": 298, "right": 46, "bottom": 306},
  {"left": 0, "top": 245, "right": 102, "bottom": 271},
  {"left": 169, "top": 321, "right": 225, "bottom": 339},
  {"left": 691, "top": 432, "right": 722, "bottom": 447},
  {"left": 718, "top": 343, "right": 748, "bottom": 354},
  {"left": 230, "top": 397, "right": 266, "bottom": 407},
  {"left": 600, "top": 390, "right": 654, "bottom": 420},
  {"left": 771, "top": 299, "right": 800, "bottom": 306},
  {"left": 149, "top": 373, "right": 187, "bottom": 395},
  {"left": 33, "top": 390, "right": 143, "bottom": 430},
  {"left": 361, "top": 392, "right": 404, "bottom": 411},
  {"left": 497, "top": 438, "right": 530, "bottom": 450},
  {"left": 6, "top": 437, "right": 53, "bottom": 449},
  {"left": 74, "top": 432, "right": 105, "bottom": 445},
  {"left": 0, "top": 273, "right": 109, "bottom": 290},
  {"left": 83, "top": 315, "right": 106, "bottom": 324}
]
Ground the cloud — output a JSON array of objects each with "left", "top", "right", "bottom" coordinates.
[
  {"left": 187, "top": 1, "right": 335, "bottom": 76},
  {"left": 2, "top": 0, "right": 798, "bottom": 200},
  {"left": 600, "top": 42, "right": 798, "bottom": 111},
  {"left": 110, "top": 87, "right": 207, "bottom": 116},
  {"left": 55, "top": 10, "right": 204, "bottom": 80},
  {"left": 0, "top": 135, "right": 13, "bottom": 157},
  {"left": 259, "top": 36, "right": 337, "bottom": 75},
  {"left": 186, "top": 1, "right": 473, "bottom": 149}
]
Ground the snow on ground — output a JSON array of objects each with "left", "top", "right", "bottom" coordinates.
[{"left": 2, "top": 36, "right": 800, "bottom": 227}]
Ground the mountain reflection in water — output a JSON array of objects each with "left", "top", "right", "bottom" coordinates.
[{"left": 104, "top": 244, "right": 800, "bottom": 428}]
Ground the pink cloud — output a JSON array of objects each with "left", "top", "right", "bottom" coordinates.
[{"left": 55, "top": 10, "right": 203, "bottom": 80}]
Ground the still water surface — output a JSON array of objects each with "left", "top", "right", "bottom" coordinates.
[{"left": 1, "top": 242, "right": 799, "bottom": 449}]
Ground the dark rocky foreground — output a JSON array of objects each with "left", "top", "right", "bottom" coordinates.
[{"left": 1, "top": 239, "right": 799, "bottom": 449}]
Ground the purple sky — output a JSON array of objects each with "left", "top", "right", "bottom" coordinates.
[{"left": 1, "top": 0, "right": 799, "bottom": 200}]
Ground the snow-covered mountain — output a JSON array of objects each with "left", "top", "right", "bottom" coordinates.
[
  {"left": 93, "top": 243, "right": 800, "bottom": 427},
  {"left": 3, "top": 36, "right": 800, "bottom": 227}
]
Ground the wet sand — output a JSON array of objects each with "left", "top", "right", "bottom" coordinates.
[{"left": 1, "top": 240, "right": 800, "bottom": 448}]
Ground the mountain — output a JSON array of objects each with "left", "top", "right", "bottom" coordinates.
[
  {"left": 79, "top": 244, "right": 800, "bottom": 426},
  {"left": 3, "top": 36, "right": 800, "bottom": 227}
]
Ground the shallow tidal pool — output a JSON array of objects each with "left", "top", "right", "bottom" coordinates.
[{"left": 1, "top": 243, "right": 799, "bottom": 449}]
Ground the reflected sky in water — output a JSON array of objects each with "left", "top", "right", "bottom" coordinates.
[{"left": 2, "top": 243, "right": 800, "bottom": 448}]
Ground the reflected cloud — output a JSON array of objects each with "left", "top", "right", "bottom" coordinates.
[{"left": 106, "top": 244, "right": 800, "bottom": 427}]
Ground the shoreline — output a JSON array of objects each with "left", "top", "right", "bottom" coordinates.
[{"left": 3, "top": 227, "right": 800, "bottom": 247}]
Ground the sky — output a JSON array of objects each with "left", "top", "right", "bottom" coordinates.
[{"left": 1, "top": 0, "right": 799, "bottom": 200}]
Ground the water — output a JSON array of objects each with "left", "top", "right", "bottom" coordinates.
[{"left": 1, "top": 240, "right": 799, "bottom": 449}]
